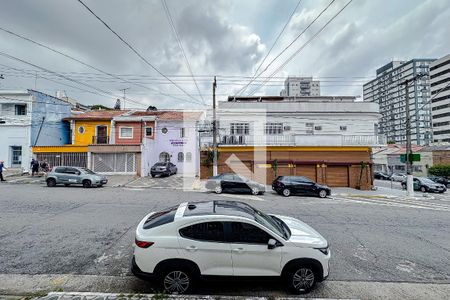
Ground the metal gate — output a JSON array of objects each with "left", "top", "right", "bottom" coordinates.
[
  {"left": 36, "top": 152, "right": 87, "bottom": 168},
  {"left": 92, "top": 153, "right": 136, "bottom": 174}
]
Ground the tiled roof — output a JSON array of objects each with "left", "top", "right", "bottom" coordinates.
[
  {"left": 65, "top": 110, "right": 128, "bottom": 120},
  {"left": 157, "top": 111, "right": 203, "bottom": 121}
]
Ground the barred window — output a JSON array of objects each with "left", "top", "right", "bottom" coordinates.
[
  {"left": 230, "top": 123, "right": 249, "bottom": 135},
  {"left": 265, "top": 123, "right": 283, "bottom": 135}
]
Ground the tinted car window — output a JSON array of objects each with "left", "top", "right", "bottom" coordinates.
[
  {"left": 65, "top": 168, "right": 79, "bottom": 174},
  {"left": 143, "top": 206, "right": 177, "bottom": 229},
  {"left": 228, "top": 222, "right": 272, "bottom": 244},
  {"left": 54, "top": 167, "right": 65, "bottom": 173},
  {"left": 279, "top": 176, "right": 291, "bottom": 184},
  {"left": 179, "top": 222, "right": 225, "bottom": 242},
  {"left": 222, "top": 174, "right": 234, "bottom": 181},
  {"left": 154, "top": 162, "right": 167, "bottom": 167}
]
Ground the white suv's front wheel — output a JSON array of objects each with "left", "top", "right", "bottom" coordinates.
[
  {"left": 287, "top": 266, "right": 316, "bottom": 294},
  {"left": 162, "top": 269, "right": 192, "bottom": 294}
]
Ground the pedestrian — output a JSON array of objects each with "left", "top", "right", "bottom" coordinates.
[
  {"left": 40, "top": 160, "right": 49, "bottom": 173},
  {"left": 0, "top": 160, "right": 6, "bottom": 182},
  {"left": 31, "top": 158, "right": 39, "bottom": 176}
]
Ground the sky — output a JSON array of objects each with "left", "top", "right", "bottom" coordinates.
[{"left": 0, "top": 0, "right": 449, "bottom": 109}]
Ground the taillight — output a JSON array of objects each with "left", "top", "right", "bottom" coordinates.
[{"left": 135, "top": 239, "right": 154, "bottom": 248}]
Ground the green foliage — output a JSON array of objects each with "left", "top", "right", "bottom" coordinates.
[
  {"left": 428, "top": 164, "right": 450, "bottom": 177},
  {"left": 271, "top": 159, "right": 278, "bottom": 178},
  {"left": 387, "top": 140, "right": 396, "bottom": 144},
  {"left": 90, "top": 104, "right": 112, "bottom": 110},
  {"left": 203, "top": 148, "right": 218, "bottom": 167}
]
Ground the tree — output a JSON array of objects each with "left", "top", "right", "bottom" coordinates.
[
  {"left": 90, "top": 104, "right": 112, "bottom": 110},
  {"left": 146, "top": 105, "right": 157, "bottom": 111},
  {"left": 428, "top": 164, "right": 450, "bottom": 177},
  {"left": 114, "top": 99, "right": 121, "bottom": 110}
]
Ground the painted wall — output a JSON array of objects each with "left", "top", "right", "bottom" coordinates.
[
  {"left": 114, "top": 121, "right": 154, "bottom": 145},
  {"left": 30, "top": 90, "right": 71, "bottom": 146},
  {"left": 73, "top": 120, "right": 111, "bottom": 145}
]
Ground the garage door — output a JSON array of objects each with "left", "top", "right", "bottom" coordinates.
[
  {"left": 326, "top": 165, "right": 349, "bottom": 187},
  {"left": 295, "top": 165, "right": 317, "bottom": 182},
  {"left": 92, "top": 153, "right": 136, "bottom": 174}
]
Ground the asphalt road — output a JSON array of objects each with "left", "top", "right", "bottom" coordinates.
[{"left": 1, "top": 182, "right": 450, "bottom": 296}]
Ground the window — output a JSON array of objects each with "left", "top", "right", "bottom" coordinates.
[
  {"left": 340, "top": 126, "right": 347, "bottom": 131},
  {"left": 186, "top": 152, "right": 192, "bottom": 162},
  {"left": 305, "top": 123, "right": 314, "bottom": 127},
  {"left": 159, "top": 152, "right": 170, "bottom": 162},
  {"left": 179, "top": 222, "right": 225, "bottom": 242},
  {"left": 180, "top": 128, "right": 187, "bottom": 138},
  {"left": 78, "top": 126, "right": 85, "bottom": 134},
  {"left": 54, "top": 167, "right": 65, "bottom": 173},
  {"left": 228, "top": 222, "right": 272, "bottom": 244},
  {"left": 143, "top": 206, "right": 178, "bottom": 230},
  {"left": 161, "top": 127, "right": 168, "bottom": 134},
  {"left": 15, "top": 104, "right": 26, "bottom": 115},
  {"left": 314, "top": 125, "right": 322, "bottom": 131},
  {"left": 230, "top": 123, "right": 249, "bottom": 135},
  {"left": 265, "top": 123, "right": 283, "bottom": 135},
  {"left": 119, "top": 127, "right": 133, "bottom": 139},
  {"left": 65, "top": 167, "right": 80, "bottom": 175},
  {"left": 145, "top": 127, "right": 153, "bottom": 137},
  {"left": 178, "top": 152, "right": 184, "bottom": 162}
]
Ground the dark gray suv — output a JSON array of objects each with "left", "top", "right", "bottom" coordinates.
[{"left": 46, "top": 166, "right": 108, "bottom": 188}]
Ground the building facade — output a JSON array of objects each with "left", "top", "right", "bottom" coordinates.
[
  {"left": 200, "top": 96, "right": 383, "bottom": 189},
  {"left": 430, "top": 54, "right": 450, "bottom": 142},
  {"left": 0, "top": 90, "right": 71, "bottom": 172},
  {"left": 363, "top": 59, "right": 435, "bottom": 145},
  {"left": 280, "top": 76, "right": 320, "bottom": 97}
]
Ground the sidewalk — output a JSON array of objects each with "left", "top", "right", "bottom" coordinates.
[{"left": 1, "top": 273, "right": 449, "bottom": 300}]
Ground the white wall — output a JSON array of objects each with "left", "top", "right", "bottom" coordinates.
[{"left": 0, "top": 125, "right": 31, "bottom": 171}]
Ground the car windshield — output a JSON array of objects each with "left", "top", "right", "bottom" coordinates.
[
  {"left": 253, "top": 208, "right": 290, "bottom": 239},
  {"left": 155, "top": 162, "right": 167, "bottom": 166},
  {"left": 419, "top": 177, "right": 437, "bottom": 184},
  {"left": 81, "top": 168, "right": 96, "bottom": 175}
]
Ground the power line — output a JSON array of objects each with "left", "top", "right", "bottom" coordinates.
[
  {"left": 77, "top": 0, "right": 202, "bottom": 105},
  {"left": 161, "top": 0, "right": 205, "bottom": 105},
  {"left": 237, "top": 0, "right": 303, "bottom": 96},
  {"left": 238, "top": 0, "right": 337, "bottom": 95},
  {"left": 0, "top": 26, "right": 202, "bottom": 106},
  {"left": 248, "top": 0, "right": 354, "bottom": 96}
]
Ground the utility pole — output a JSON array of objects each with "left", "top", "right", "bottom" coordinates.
[
  {"left": 120, "top": 88, "right": 130, "bottom": 110},
  {"left": 399, "top": 73, "right": 427, "bottom": 197},
  {"left": 212, "top": 76, "right": 218, "bottom": 176}
]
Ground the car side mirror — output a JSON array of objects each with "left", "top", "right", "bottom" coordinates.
[{"left": 268, "top": 238, "right": 277, "bottom": 250}]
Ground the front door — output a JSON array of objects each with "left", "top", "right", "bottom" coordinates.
[
  {"left": 227, "top": 222, "right": 282, "bottom": 276},
  {"left": 178, "top": 221, "right": 233, "bottom": 275},
  {"left": 96, "top": 125, "right": 108, "bottom": 144},
  {"left": 10, "top": 146, "right": 22, "bottom": 168}
]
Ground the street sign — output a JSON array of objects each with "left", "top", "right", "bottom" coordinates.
[{"left": 400, "top": 153, "right": 421, "bottom": 163}]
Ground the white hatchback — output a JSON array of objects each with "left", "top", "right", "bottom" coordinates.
[{"left": 131, "top": 201, "right": 330, "bottom": 294}]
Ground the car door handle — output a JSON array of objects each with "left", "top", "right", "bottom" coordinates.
[
  {"left": 232, "top": 247, "right": 245, "bottom": 253},
  {"left": 185, "top": 246, "right": 197, "bottom": 251}
]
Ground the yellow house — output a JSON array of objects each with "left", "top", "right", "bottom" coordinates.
[{"left": 66, "top": 110, "right": 127, "bottom": 145}]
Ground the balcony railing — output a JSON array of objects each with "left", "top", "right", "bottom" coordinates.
[
  {"left": 217, "top": 134, "right": 386, "bottom": 147},
  {"left": 92, "top": 136, "right": 109, "bottom": 144}
]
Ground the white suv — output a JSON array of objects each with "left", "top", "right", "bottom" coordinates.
[{"left": 131, "top": 201, "right": 330, "bottom": 294}]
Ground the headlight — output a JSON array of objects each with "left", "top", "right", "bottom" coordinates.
[{"left": 315, "top": 246, "right": 329, "bottom": 255}]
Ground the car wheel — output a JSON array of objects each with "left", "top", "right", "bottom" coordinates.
[
  {"left": 282, "top": 188, "right": 291, "bottom": 197},
  {"left": 318, "top": 189, "right": 327, "bottom": 198},
  {"left": 214, "top": 186, "right": 222, "bottom": 194},
  {"left": 251, "top": 187, "right": 259, "bottom": 195},
  {"left": 420, "top": 186, "right": 427, "bottom": 193},
  {"left": 151, "top": 174, "right": 155, "bottom": 178},
  {"left": 82, "top": 180, "right": 92, "bottom": 188},
  {"left": 46, "top": 178, "right": 56, "bottom": 187},
  {"left": 161, "top": 269, "right": 192, "bottom": 294},
  {"left": 287, "top": 266, "right": 316, "bottom": 294}
]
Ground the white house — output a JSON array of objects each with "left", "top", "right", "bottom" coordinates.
[{"left": 0, "top": 90, "right": 72, "bottom": 172}]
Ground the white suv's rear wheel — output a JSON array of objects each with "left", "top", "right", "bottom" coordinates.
[
  {"left": 287, "top": 266, "right": 316, "bottom": 294},
  {"left": 251, "top": 187, "right": 259, "bottom": 195},
  {"left": 214, "top": 186, "right": 222, "bottom": 194},
  {"left": 162, "top": 270, "right": 191, "bottom": 294}
]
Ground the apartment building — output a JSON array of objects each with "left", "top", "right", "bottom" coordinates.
[
  {"left": 200, "top": 96, "right": 383, "bottom": 189},
  {"left": 280, "top": 76, "right": 320, "bottom": 96},
  {"left": 363, "top": 59, "right": 435, "bottom": 145},
  {"left": 430, "top": 54, "right": 450, "bottom": 142},
  {"left": 0, "top": 90, "right": 71, "bottom": 172}
]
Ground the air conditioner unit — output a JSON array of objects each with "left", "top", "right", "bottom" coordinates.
[{"left": 284, "top": 126, "right": 291, "bottom": 131}]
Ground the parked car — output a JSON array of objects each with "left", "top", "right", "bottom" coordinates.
[
  {"left": 150, "top": 162, "right": 177, "bottom": 177},
  {"left": 401, "top": 177, "right": 447, "bottom": 193},
  {"left": 390, "top": 173, "right": 407, "bottom": 182},
  {"left": 131, "top": 200, "right": 330, "bottom": 294},
  {"left": 374, "top": 171, "right": 390, "bottom": 180},
  {"left": 205, "top": 173, "right": 265, "bottom": 195},
  {"left": 272, "top": 176, "right": 331, "bottom": 198},
  {"left": 46, "top": 166, "right": 107, "bottom": 188},
  {"left": 428, "top": 175, "right": 450, "bottom": 187}
]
